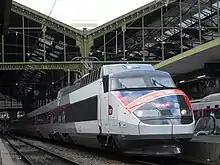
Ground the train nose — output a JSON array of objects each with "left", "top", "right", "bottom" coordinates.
[{"left": 138, "top": 119, "right": 173, "bottom": 137}]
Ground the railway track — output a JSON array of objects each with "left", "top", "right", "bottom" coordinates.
[
  {"left": 134, "top": 156, "right": 213, "bottom": 165},
  {"left": 3, "top": 135, "right": 214, "bottom": 165},
  {"left": 2, "top": 135, "right": 79, "bottom": 165}
]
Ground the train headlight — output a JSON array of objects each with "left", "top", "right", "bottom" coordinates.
[
  {"left": 181, "top": 109, "right": 187, "bottom": 115},
  {"left": 136, "top": 110, "right": 144, "bottom": 117}
]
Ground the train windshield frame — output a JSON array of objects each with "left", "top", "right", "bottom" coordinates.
[{"left": 109, "top": 70, "right": 176, "bottom": 91}]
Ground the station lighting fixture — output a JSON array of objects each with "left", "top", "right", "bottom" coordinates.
[
  {"left": 178, "top": 74, "right": 207, "bottom": 84},
  {"left": 197, "top": 75, "right": 206, "bottom": 79}
]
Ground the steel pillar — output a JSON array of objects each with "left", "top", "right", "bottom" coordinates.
[
  {"left": 76, "top": 28, "right": 94, "bottom": 75},
  {"left": 42, "top": 25, "right": 47, "bottom": 61},
  {"left": 179, "top": 0, "right": 183, "bottom": 53},
  {"left": 161, "top": 7, "right": 164, "bottom": 60},
  {"left": 64, "top": 29, "right": 66, "bottom": 61},
  {"left": 142, "top": 16, "right": 145, "bottom": 61},
  {"left": 115, "top": 31, "right": 118, "bottom": 55},
  {"left": 104, "top": 34, "right": 106, "bottom": 61},
  {"left": 198, "top": 0, "right": 202, "bottom": 44},
  {"left": 218, "top": 0, "right": 220, "bottom": 36},
  {"left": 122, "top": 25, "right": 126, "bottom": 61},
  {"left": 67, "top": 68, "right": 70, "bottom": 85},
  {"left": 1, "top": 35, "right": 4, "bottom": 62},
  {"left": 22, "top": 15, "right": 26, "bottom": 62}
]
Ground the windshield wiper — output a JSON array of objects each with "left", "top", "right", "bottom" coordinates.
[{"left": 152, "top": 79, "right": 169, "bottom": 88}]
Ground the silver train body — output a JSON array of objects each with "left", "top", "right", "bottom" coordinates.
[
  {"left": 10, "top": 64, "right": 195, "bottom": 155},
  {"left": 192, "top": 93, "right": 220, "bottom": 133}
]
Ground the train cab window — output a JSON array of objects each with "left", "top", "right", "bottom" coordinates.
[
  {"left": 110, "top": 70, "right": 176, "bottom": 90},
  {"left": 150, "top": 76, "right": 175, "bottom": 88}
]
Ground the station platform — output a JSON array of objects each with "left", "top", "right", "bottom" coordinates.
[
  {"left": 0, "top": 138, "right": 15, "bottom": 165},
  {"left": 182, "top": 135, "right": 220, "bottom": 165}
]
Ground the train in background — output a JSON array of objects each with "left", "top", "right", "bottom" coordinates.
[
  {"left": 191, "top": 93, "right": 220, "bottom": 134},
  {"left": 9, "top": 64, "right": 195, "bottom": 156}
]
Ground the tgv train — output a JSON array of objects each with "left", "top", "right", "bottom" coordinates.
[
  {"left": 10, "top": 64, "right": 195, "bottom": 155},
  {"left": 192, "top": 93, "right": 220, "bottom": 133}
]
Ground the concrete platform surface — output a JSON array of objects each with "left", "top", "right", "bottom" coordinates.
[
  {"left": 192, "top": 135, "right": 220, "bottom": 143},
  {"left": 182, "top": 135, "right": 220, "bottom": 165},
  {"left": 0, "top": 138, "right": 15, "bottom": 165}
]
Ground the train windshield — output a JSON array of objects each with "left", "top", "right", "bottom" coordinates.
[
  {"left": 111, "top": 90, "right": 193, "bottom": 125},
  {"left": 110, "top": 70, "right": 175, "bottom": 90}
]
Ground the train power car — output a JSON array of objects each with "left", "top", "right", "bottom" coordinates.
[
  {"left": 192, "top": 93, "right": 220, "bottom": 134},
  {"left": 10, "top": 64, "right": 195, "bottom": 155}
]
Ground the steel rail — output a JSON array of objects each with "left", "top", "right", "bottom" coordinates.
[{"left": 3, "top": 135, "right": 80, "bottom": 165}]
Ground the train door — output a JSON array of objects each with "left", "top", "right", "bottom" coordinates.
[
  {"left": 98, "top": 76, "right": 110, "bottom": 134},
  {"left": 108, "top": 78, "right": 118, "bottom": 133}
]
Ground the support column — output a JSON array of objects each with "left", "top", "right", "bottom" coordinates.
[
  {"left": 75, "top": 72, "right": 78, "bottom": 81},
  {"left": 60, "top": 71, "right": 64, "bottom": 88},
  {"left": 179, "top": 0, "right": 183, "bottom": 53},
  {"left": 22, "top": 15, "right": 26, "bottom": 62},
  {"left": 42, "top": 25, "right": 47, "bottom": 61},
  {"left": 63, "top": 29, "right": 66, "bottom": 61},
  {"left": 198, "top": 0, "right": 202, "bottom": 44},
  {"left": 161, "top": 7, "right": 165, "bottom": 60},
  {"left": 216, "top": 78, "right": 220, "bottom": 91},
  {"left": 115, "top": 31, "right": 118, "bottom": 55},
  {"left": 76, "top": 30, "right": 94, "bottom": 75},
  {"left": 217, "top": 0, "right": 220, "bottom": 36},
  {"left": 1, "top": 35, "right": 4, "bottom": 62},
  {"left": 76, "top": 38, "right": 84, "bottom": 74},
  {"left": 82, "top": 28, "right": 91, "bottom": 58},
  {"left": 122, "top": 25, "right": 126, "bottom": 61},
  {"left": 142, "top": 16, "right": 145, "bottom": 61},
  {"left": 103, "top": 34, "right": 106, "bottom": 61},
  {"left": 67, "top": 68, "right": 70, "bottom": 85}
]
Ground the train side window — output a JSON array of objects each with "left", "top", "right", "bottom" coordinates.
[
  {"left": 102, "top": 75, "right": 109, "bottom": 93},
  {"left": 206, "top": 106, "right": 210, "bottom": 109},
  {"left": 215, "top": 105, "right": 219, "bottom": 108}
]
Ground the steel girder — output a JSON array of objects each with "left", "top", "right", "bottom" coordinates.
[
  {"left": 87, "top": 0, "right": 177, "bottom": 40},
  {"left": 0, "top": 61, "right": 160, "bottom": 72},
  {"left": 11, "top": 1, "right": 83, "bottom": 41}
]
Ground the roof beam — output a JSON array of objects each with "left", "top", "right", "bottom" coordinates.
[
  {"left": 154, "top": 37, "right": 220, "bottom": 69},
  {"left": 12, "top": 1, "right": 83, "bottom": 41},
  {"left": 87, "top": 0, "right": 177, "bottom": 40},
  {"left": 0, "top": 61, "right": 160, "bottom": 71}
]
